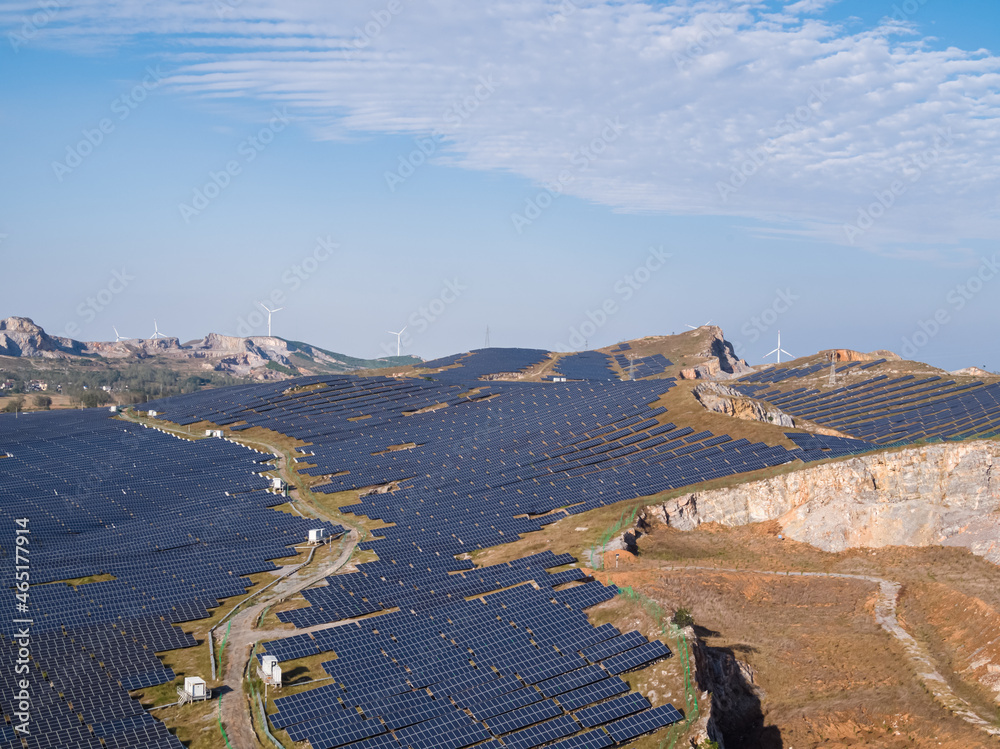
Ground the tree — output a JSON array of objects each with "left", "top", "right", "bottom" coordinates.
[
  {"left": 33, "top": 395, "right": 52, "bottom": 410},
  {"left": 672, "top": 607, "right": 694, "bottom": 628},
  {"left": 2, "top": 397, "right": 24, "bottom": 413}
]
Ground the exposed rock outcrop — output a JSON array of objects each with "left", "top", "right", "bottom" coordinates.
[
  {"left": 827, "top": 348, "right": 901, "bottom": 362},
  {"left": 643, "top": 440, "right": 1000, "bottom": 564},
  {"left": 952, "top": 367, "right": 995, "bottom": 378},
  {"left": 693, "top": 382, "right": 794, "bottom": 427},
  {"left": 679, "top": 327, "right": 752, "bottom": 380},
  {"left": 0, "top": 317, "right": 87, "bottom": 357}
]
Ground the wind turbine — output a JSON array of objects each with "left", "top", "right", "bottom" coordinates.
[
  {"left": 257, "top": 302, "right": 284, "bottom": 337},
  {"left": 764, "top": 331, "right": 794, "bottom": 364},
  {"left": 388, "top": 327, "right": 407, "bottom": 356},
  {"left": 685, "top": 320, "right": 712, "bottom": 330},
  {"left": 113, "top": 326, "right": 125, "bottom": 342},
  {"left": 149, "top": 320, "right": 167, "bottom": 340}
]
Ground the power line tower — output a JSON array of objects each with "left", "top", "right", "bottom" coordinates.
[
  {"left": 828, "top": 352, "right": 837, "bottom": 387},
  {"left": 484, "top": 325, "right": 491, "bottom": 349},
  {"left": 629, "top": 354, "right": 636, "bottom": 382}
]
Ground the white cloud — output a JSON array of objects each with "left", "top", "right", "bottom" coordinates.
[{"left": 4, "top": 0, "right": 1000, "bottom": 254}]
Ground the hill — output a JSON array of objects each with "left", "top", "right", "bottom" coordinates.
[
  {"left": 3, "top": 326, "right": 1000, "bottom": 749},
  {"left": 0, "top": 316, "right": 420, "bottom": 406}
]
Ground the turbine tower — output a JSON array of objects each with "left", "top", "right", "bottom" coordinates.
[
  {"left": 764, "top": 331, "right": 793, "bottom": 364},
  {"left": 113, "top": 326, "right": 125, "bottom": 342},
  {"left": 149, "top": 320, "right": 167, "bottom": 340},
  {"left": 257, "top": 302, "right": 284, "bottom": 338},
  {"left": 388, "top": 327, "right": 407, "bottom": 356}
]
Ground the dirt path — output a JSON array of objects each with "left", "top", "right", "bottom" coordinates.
[
  {"left": 120, "top": 415, "right": 368, "bottom": 747},
  {"left": 640, "top": 565, "right": 1000, "bottom": 739},
  {"left": 216, "top": 530, "right": 359, "bottom": 748}
]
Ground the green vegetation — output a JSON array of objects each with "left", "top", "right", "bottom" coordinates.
[
  {"left": 265, "top": 361, "right": 298, "bottom": 376},
  {"left": 0, "top": 360, "right": 251, "bottom": 406},
  {"left": 672, "top": 607, "right": 695, "bottom": 628}
]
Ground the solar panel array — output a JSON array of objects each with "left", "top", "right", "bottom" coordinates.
[
  {"left": 133, "top": 375, "right": 845, "bottom": 628},
  {"left": 8, "top": 342, "right": 964, "bottom": 749},
  {"left": 737, "top": 369, "right": 1000, "bottom": 444},
  {"left": 430, "top": 348, "right": 552, "bottom": 382},
  {"left": 612, "top": 354, "right": 673, "bottom": 379},
  {"left": 551, "top": 352, "right": 619, "bottom": 381},
  {"left": 0, "top": 409, "right": 345, "bottom": 749},
  {"left": 267, "top": 582, "right": 680, "bottom": 748}
]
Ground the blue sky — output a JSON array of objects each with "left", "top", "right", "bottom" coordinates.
[{"left": 0, "top": 0, "right": 998, "bottom": 371}]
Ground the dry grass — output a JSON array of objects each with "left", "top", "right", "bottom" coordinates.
[
  {"left": 623, "top": 522, "right": 1000, "bottom": 747},
  {"left": 897, "top": 582, "right": 1000, "bottom": 723}
]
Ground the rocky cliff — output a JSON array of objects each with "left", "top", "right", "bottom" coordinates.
[
  {"left": 644, "top": 440, "right": 1000, "bottom": 563},
  {"left": 0, "top": 317, "right": 87, "bottom": 357},
  {"left": 693, "top": 382, "right": 794, "bottom": 427},
  {"left": 679, "top": 326, "right": 753, "bottom": 380}
]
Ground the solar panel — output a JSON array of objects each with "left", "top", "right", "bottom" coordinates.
[{"left": 604, "top": 703, "right": 685, "bottom": 742}]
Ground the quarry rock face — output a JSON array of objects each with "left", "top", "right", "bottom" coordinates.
[
  {"left": 645, "top": 441, "right": 1000, "bottom": 563},
  {"left": 693, "top": 382, "right": 794, "bottom": 427}
]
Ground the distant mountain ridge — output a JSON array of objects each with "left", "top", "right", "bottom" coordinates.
[{"left": 0, "top": 317, "right": 419, "bottom": 377}]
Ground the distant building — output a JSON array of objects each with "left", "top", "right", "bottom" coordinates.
[{"left": 28, "top": 380, "right": 48, "bottom": 392}]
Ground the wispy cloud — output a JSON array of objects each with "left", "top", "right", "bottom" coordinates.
[{"left": 4, "top": 0, "right": 999, "bottom": 255}]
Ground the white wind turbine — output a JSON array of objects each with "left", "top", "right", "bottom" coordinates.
[
  {"left": 113, "top": 326, "right": 125, "bottom": 342},
  {"left": 685, "top": 320, "right": 712, "bottom": 330},
  {"left": 149, "top": 320, "right": 167, "bottom": 340},
  {"left": 764, "top": 331, "right": 794, "bottom": 364},
  {"left": 257, "top": 302, "right": 284, "bottom": 338},
  {"left": 388, "top": 327, "right": 407, "bottom": 356}
]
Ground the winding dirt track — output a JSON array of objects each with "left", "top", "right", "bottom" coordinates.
[
  {"left": 122, "top": 416, "right": 365, "bottom": 748},
  {"left": 216, "top": 530, "right": 359, "bottom": 749},
  {"left": 651, "top": 565, "right": 1000, "bottom": 739}
]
